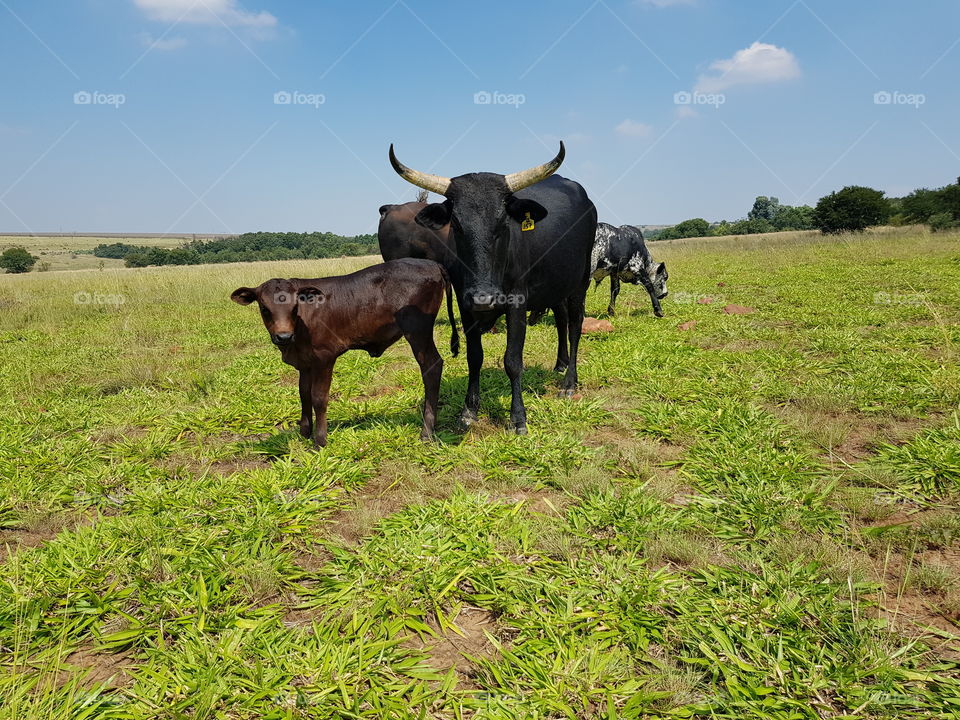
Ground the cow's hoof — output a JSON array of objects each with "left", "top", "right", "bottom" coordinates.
[
  {"left": 298, "top": 423, "right": 312, "bottom": 439},
  {"left": 554, "top": 363, "right": 568, "bottom": 373},
  {"left": 457, "top": 409, "right": 479, "bottom": 431},
  {"left": 511, "top": 424, "right": 528, "bottom": 436},
  {"left": 420, "top": 429, "right": 437, "bottom": 443},
  {"left": 654, "top": 310, "right": 664, "bottom": 318},
  {"left": 558, "top": 388, "right": 576, "bottom": 399}
]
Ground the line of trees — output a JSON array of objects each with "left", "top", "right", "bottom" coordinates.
[
  {"left": 91, "top": 231, "right": 379, "bottom": 268},
  {"left": 648, "top": 176, "right": 960, "bottom": 240}
]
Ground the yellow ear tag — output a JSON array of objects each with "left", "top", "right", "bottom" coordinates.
[{"left": 521, "top": 212, "right": 535, "bottom": 232}]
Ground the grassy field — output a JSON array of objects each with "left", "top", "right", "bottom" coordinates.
[
  {"left": 0, "top": 236, "right": 188, "bottom": 272},
  {"left": 1, "top": 227, "right": 959, "bottom": 718}
]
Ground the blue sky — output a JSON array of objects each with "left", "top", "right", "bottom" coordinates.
[{"left": 1, "top": 0, "right": 958, "bottom": 235}]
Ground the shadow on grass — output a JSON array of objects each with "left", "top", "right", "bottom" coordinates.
[{"left": 239, "top": 365, "right": 560, "bottom": 456}]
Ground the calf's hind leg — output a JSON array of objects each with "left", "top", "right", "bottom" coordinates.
[
  {"left": 310, "top": 362, "right": 334, "bottom": 448},
  {"left": 403, "top": 319, "right": 444, "bottom": 440}
]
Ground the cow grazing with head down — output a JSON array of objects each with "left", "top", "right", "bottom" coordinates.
[
  {"left": 592, "top": 222, "right": 668, "bottom": 317},
  {"left": 389, "top": 141, "right": 597, "bottom": 435},
  {"left": 231, "top": 258, "right": 459, "bottom": 448}
]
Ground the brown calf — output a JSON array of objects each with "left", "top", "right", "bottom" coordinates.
[{"left": 231, "top": 258, "right": 459, "bottom": 447}]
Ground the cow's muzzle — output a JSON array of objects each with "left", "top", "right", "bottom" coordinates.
[
  {"left": 272, "top": 332, "right": 295, "bottom": 347},
  {"left": 466, "top": 287, "right": 505, "bottom": 313}
]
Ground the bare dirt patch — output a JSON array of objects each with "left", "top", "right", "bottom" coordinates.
[
  {"left": 0, "top": 510, "right": 96, "bottom": 563},
  {"left": 770, "top": 403, "right": 934, "bottom": 466},
  {"left": 356, "top": 384, "right": 403, "bottom": 400},
  {"left": 857, "top": 513, "right": 960, "bottom": 660},
  {"left": 402, "top": 607, "right": 499, "bottom": 686},
  {"left": 59, "top": 646, "right": 137, "bottom": 689},
  {"left": 0, "top": 530, "right": 54, "bottom": 564}
]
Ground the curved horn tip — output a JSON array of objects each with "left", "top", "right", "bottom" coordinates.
[{"left": 388, "top": 144, "right": 452, "bottom": 196}]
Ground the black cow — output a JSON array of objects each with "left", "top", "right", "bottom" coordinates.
[
  {"left": 592, "top": 222, "right": 668, "bottom": 317},
  {"left": 389, "top": 142, "right": 597, "bottom": 434},
  {"left": 377, "top": 201, "right": 455, "bottom": 269},
  {"left": 231, "top": 259, "right": 459, "bottom": 447}
]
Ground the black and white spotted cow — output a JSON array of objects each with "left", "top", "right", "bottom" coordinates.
[{"left": 591, "top": 222, "right": 668, "bottom": 317}]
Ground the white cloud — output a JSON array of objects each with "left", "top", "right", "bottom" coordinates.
[
  {"left": 694, "top": 42, "right": 800, "bottom": 93},
  {"left": 133, "top": 0, "right": 277, "bottom": 28},
  {"left": 137, "top": 32, "right": 187, "bottom": 50},
  {"left": 615, "top": 119, "right": 653, "bottom": 138}
]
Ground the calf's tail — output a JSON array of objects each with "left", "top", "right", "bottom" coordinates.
[{"left": 440, "top": 266, "right": 460, "bottom": 357}]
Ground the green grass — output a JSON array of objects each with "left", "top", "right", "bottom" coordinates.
[{"left": 1, "top": 228, "right": 959, "bottom": 718}]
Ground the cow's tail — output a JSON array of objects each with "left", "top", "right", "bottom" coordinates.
[{"left": 440, "top": 266, "right": 460, "bottom": 357}]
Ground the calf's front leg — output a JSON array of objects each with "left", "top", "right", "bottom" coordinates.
[
  {"left": 297, "top": 368, "right": 313, "bottom": 438},
  {"left": 310, "top": 361, "right": 335, "bottom": 448}
]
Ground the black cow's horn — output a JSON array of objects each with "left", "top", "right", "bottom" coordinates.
[
  {"left": 389, "top": 145, "right": 451, "bottom": 196},
  {"left": 504, "top": 142, "right": 565, "bottom": 193}
]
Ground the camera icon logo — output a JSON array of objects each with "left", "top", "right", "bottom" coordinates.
[
  {"left": 474, "top": 91, "right": 492, "bottom": 105},
  {"left": 674, "top": 91, "right": 692, "bottom": 105},
  {"left": 74, "top": 91, "right": 92, "bottom": 105},
  {"left": 274, "top": 91, "right": 292, "bottom": 105},
  {"left": 874, "top": 91, "right": 892, "bottom": 105}
]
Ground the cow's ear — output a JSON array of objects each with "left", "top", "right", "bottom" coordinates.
[
  {"left": 231, "top": 287, "right": 257, "bottom": 305},
  {"left": 378, "top": 204, "right": 394, "bottom": 219},
  {"left": 506, "top": 197, "right": 548, "bottom": 224},
  {"left": 656, "top": 262, "right": 667, "bottom": 277},
  {"left": 297, "top": 286, "right": 326, "bottom": 306},
  {"left": 415, "top": 201, "right": 451, "bottom": 230}
]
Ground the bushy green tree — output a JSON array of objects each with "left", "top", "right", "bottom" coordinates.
[
  {"left": 662, "top": 218, "right": 710, "bottom": 239},
  {"left": 124, "top": 253, "right": 150, "bottom": 268},
  {"left": 900, "top": 188, "right": 943, "bottom": 224},
  {"left": 928, "top": 212, "right": 957, "bottom": 232},
  {"left": 0, "top": 247, "right": 37, "bottom": 273},
  {"left": 748, "top": 196, "right": 781, "bottom": 223},
  {"left": 814, "top": 186, "right": 891, "bottom": 234},
  {"left": 772, "top": 205, "right": 816, "bottom": 231}
]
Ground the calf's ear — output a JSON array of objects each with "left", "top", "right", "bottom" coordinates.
[
  {"left": 506, "top": 197, "right": 548, "bottom": 224},
  {"left": 656, "top": 262, "right": 667, "bottom": 277},
  {"left": 231, "top": 287, "right": 257, "bottom": 305},
  {"left": 415, "top": 201, "right": 451, "bottom": 230}
]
